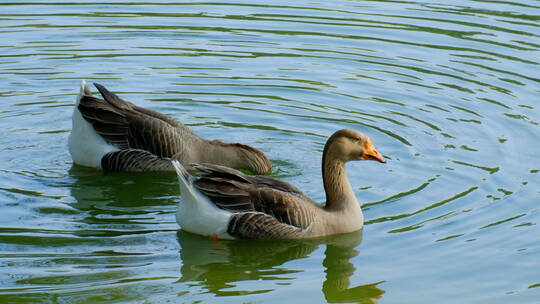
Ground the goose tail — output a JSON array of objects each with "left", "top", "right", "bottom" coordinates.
[
  {"left": 172, "top": 160, "right": 197, "bottom": 198},
  {"left": 76, "top": 80, "right": 92, "bottom": 105}
]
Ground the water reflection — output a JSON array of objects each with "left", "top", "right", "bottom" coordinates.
[
  {"left": 68, "top": 165, "right": 178, "bottom": 208},
  {"left": 0, "top": 167, "right": 182, "bottom": 303},
  {"left": 1, "top": 0, "right": 539, "bottom": 302},
  {"left": 177, "top": 230, "right": 384, "bottom": 303},
  {"left": 66, "top": 165, "right": 178, "bottom": 238}
]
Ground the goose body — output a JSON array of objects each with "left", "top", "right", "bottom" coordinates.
[
  {"left": 68, "top": 81, "right": 272, "bottom": 174},
  {"left": 173, "top": 129, "right": 385, "bottom": 239}
]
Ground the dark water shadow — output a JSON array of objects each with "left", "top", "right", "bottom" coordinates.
[
  {"left": 67, "top": 164, "right": 178, "bottom": 208},
  {"left": 176, "top": 229, "right": 384, "bottom": 303},
  {"left": 65, "top": 165, "right": 179, "bottom": 236}
]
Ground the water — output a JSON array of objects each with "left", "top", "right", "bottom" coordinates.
[{"left": 0, "top": 0, "right": 539, "bottom": 303}]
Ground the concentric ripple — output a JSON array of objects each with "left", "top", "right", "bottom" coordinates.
[{"left": 0, "top": 1, "right": 539, "bottom": 303}]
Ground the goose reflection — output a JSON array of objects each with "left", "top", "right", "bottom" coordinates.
[
  {"left": 177, "top": 229, "right": 384, "bottom": 302},
  {"left": 68, "top": 165, "right": 178, "bottom": 210},
  {"left": 67, "top": 165, "right": 178, "bottom": 235}
]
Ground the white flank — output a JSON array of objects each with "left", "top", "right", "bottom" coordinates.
[
  {"left": 172, "top": 160, "right": 233, "bottom": 239},
  {"left": 68, "top": 80, "right": 119, "bottom": 168}
]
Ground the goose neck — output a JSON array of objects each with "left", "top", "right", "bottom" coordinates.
[{"left": 322, "top": 155, "right": 356, "bottom": 211}]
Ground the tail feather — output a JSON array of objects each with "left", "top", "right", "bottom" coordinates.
[
  {"left": 172, "top": 160, "right": 190, "bottom": 181},
  {"left": 94, "top": 82, "right": 132, "bottom": 110},
  {"left": 76, "top": 80, "right": 92, "bottom": 105},
  {"left": 172, "top": 160, "right": 197, "bottom": 198}
]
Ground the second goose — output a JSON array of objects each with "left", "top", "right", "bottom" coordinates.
[{"left": 68, "top": 81, "right": 272, "bottom": 174}]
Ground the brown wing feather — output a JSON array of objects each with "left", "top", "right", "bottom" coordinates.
[
  {"left": 94, "top": 82, "right": 183, "bottom": 128},
  {"left": 192, "top": 163, "right": 319, "bottom": 236},
  {"left": 101, "top": 150, "right": 174, "bottom": 172},
  {"left": 195, "top": 177, "right": 254, "bottom": 211},
  {"left": 249, "top": 188, "right": 316, "bottom": 229},
  {"left": 123, "top": 111, "right": 184, "bottom": 157},
  {"left": 130, "top": 103, "right": 183, "bottom": 128},
  {"left": 78, "top": 83, "right": 189, "bottom": 157},
  {"left": 227, "top": 212, "right": 306, "bottom": 239},
  {"left": 192, "top": 163, "right": 252, "bottom": 184},
  {"left": 193, "top": 163, "right": 307, "bottom": 197},
  {"left": 78, "top": 96, "right": 130, "bottom": 149},
  {"left": 250, "top": 175, "right": 307, "bottom": 197}
]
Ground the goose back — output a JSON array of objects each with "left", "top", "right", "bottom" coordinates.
[
  {"left": 191, "top": 163, "right": 322, "bottom": 239},
  {"left": 78, "top": 84, "right": 198, "bottom": 158}
]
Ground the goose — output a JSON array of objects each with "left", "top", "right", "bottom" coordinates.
[
  {"left": 68, "top": 81, "right": 272, "bottom": 174},
  {"left": 172, "top": 129, "right": 385, "bottom": 239}
]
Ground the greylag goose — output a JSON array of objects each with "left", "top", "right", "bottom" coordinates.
[
  {"left": 172, "top": 129, "right": 385, "bottom": 239},
  {"left": 68, "top": 81, "right": 272, "bottom": 174}
]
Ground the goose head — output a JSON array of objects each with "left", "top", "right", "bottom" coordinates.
[{"left": 324, "top": 129, "right": 385, "bottom": 163}]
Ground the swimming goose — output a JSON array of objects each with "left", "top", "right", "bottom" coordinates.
[
  {"left": 172, "top": 129, "right": 385, "bottom": 239},
  {"left": 68, "top": 81, "right": 272, "bottom": 174}
]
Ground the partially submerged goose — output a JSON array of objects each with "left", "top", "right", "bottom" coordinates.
[
  {"left": 68, "top": 81, "right": 272, "bottom": 174},
  {"left": 173, "top": 129, "right": 385, "bottom": 239}
]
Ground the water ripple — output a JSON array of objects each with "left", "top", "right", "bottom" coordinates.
[{"left": 0, "top": 0, "right": 539, "bottom": 303}]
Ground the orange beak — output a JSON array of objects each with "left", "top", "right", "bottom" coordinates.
[{"left": 362, "top": 143, "right": 386, "bottom": 163}]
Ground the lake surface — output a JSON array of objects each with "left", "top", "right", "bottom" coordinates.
[{"left": 0, "top": 1, "right": 539, "bottom": 303}]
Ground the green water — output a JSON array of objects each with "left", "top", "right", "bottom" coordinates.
[{"left": 0, "top": 1, "right": 539, "bottom": 303}]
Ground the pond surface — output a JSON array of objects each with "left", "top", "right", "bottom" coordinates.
[{"left": 1, "top": 1, "right": 539, "bottom": 303}]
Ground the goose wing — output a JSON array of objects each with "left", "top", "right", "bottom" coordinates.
[
  {"left": 192, "top": 163, "right": 319, "bottom": 239},
  {"left": 77, "top": 83, "right": 192, "bottom": 157},
  {"left": 93, "top": 83, "right": 183, "bottom": 128},
  {"left": 193, "top": 163, "right": 307, "bottom": 197}
]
